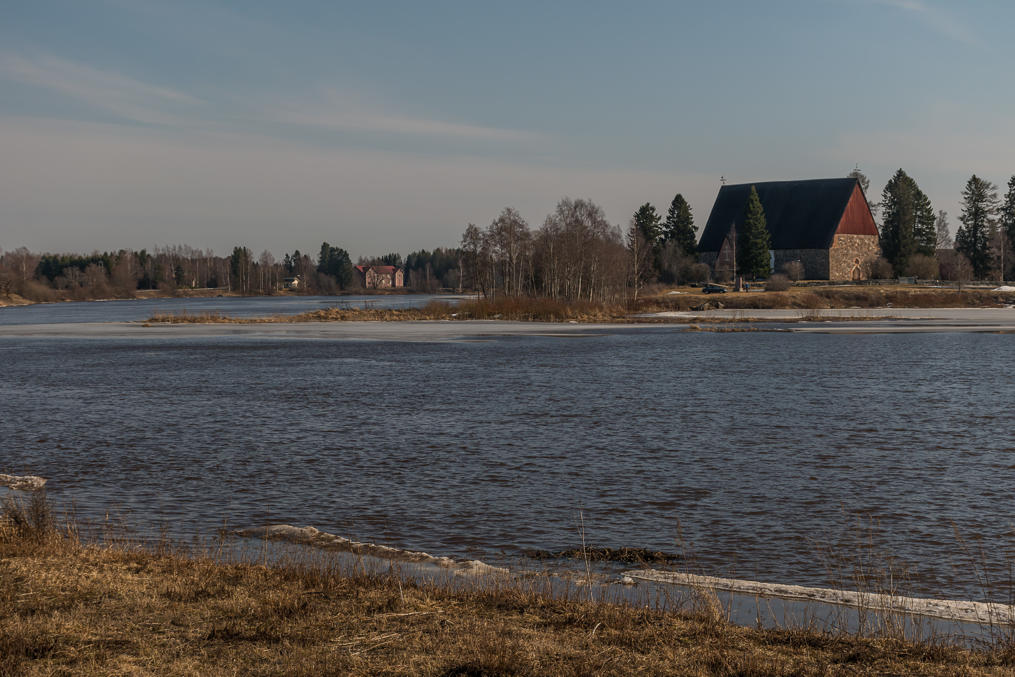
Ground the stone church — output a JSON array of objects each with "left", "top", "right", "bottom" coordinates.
[{"left": 698, "top": 178, "right": 880, "bottom": 281}]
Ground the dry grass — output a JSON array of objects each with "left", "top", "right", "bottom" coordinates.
[
  {"left": 639, "top": 285, "right": 1015, "bottom": 313},
  {"left": 3, "top": 499, "right": 1015, "bottom": 676},
  {"left": 147, "top": 297, "right": 625, "bottom": 325},
  {"left": 144, "top": 287, "right": 1015, "bottom": 326}
]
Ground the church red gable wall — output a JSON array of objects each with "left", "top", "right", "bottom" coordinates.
[{"left": 835, "top": 184, "right": 879, "bottom": 237}]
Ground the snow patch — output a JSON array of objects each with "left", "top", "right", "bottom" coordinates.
[
  {"left": 993, "top": 286, "right": 1015, "bottom": 292},
  {"left": 0, "top": 474, "right": 47, "bottom": 491},
  {"left": 627, "top": 570, "right": 1015, "bottom": 625},
  {"left": 237, "top": 524, "right": 509, "bottom": 577}
]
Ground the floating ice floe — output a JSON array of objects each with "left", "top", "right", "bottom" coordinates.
[
  {"left": 236, "top": 524, "right": 509, "bottom": 577},
  {"left": 0, "top": 474, "right": 47, "bottom": 491},
  {"left": 626, "top": 569, "right": 1015, "bottom": 625}
]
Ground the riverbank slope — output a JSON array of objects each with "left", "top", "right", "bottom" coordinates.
[{"left": 1, "top": 506, "right": 1011, "bottom": 676}]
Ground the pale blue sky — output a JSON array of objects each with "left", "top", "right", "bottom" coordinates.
[{"left": 2, "top": 0, "right": 1013, "bottom": 257}]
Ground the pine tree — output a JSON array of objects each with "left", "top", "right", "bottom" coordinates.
[
  {"left": 955, "top": 175, "right": 1000, "bottom": 279},
  {"left": 737, "top": 186, "right": 771, "bottom": 278},
  {"left": 661, "top": 194, "right": 697, "bottom": 256},
  {"left": 879, "top": 169, "right": 935, "bottom": 275},
  {"left": 1001, "top": 176, "right": 1015, "bottom": 279}
]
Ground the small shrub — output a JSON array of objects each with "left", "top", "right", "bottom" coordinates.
[
  {"left": 905, "top": 254, "right": 939, "bottom": 280},
  {"left": 687, "top": 263, "right": 712, "bottom": 284},
  {"left": 938, "top": 249, "right": 973, "bottom": 282},
  {"left": 765, "top": 274, "right": 791, "bottom": 291},
  {"left": 870, "top": 257, "right": 894, "bottom": 280},
  {"left": 782, "top": 261, "right": 805, "bottom": 281}
]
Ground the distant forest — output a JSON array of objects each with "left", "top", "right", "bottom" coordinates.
[
  {"left": 0, "top": 243, "right": 462, "bottom": 302},
  {"left": 3, "top": 171, "right": 1015, "bottom": 303}
]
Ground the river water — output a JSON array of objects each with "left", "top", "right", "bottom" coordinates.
[{"left": 1, "top": 296, "right": 1013, "bottom": 603}]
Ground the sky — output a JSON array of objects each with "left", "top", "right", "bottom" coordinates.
[{"left": 2, "top": 0, "right": 1014, "bottom": 259}]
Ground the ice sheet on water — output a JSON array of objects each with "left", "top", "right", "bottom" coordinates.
[
  {"left": 0, "top": 474, "right": 47, "bottom": 491},
  {"left": 627, "top": 570, "right": 1015, "bottom": 625},
  {"left": 236, "top": 524, "right": 509, "bottom": 577}
]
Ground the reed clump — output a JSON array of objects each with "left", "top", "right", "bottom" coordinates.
[
  {"left": 147, "top": 311, "right": 236, "bottom": 323},
  {"left": 3, "top": 497, "right": 1015, "bottom": 676}
]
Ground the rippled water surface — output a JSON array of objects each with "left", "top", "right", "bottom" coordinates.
[{"left": 2, "top": 298, "right": 1013, "bottom": 600}]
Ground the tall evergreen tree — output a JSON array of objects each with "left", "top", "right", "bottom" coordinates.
[
  {"left": 317, "top": 242, "right": 353, "bottom": 288},
  {"left": 632, "top": 203, "right": 662, "bottom": 247},
  {"left": 737, "top": 186, "right": 771, "bottom": 278},
  {"left": 1001, "top": 176, "right": 1015, "bottom": 279},
  {"left": 229, "top": 246, "right": 252, "bottom": 292},
  {"left": 955, "top": 175, "right": 1000, "bottom": 279},
  {"left": 879, "top": 169, "right": 935, "bottom": 275},
  {"left": 661, "top": 193, "right": 697, "bottom": 256}
]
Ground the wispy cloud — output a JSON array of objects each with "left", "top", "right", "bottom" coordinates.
[
  {"left": 870, "top": 0, "right": 980, "bottom": 46},
  {"left": 0, "top": 53, "right": 200, "bottom": 125},
  {"left": 271, "top": 88, "right": 541, "bottom": 143}
]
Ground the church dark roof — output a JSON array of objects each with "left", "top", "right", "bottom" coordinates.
[{"left": 698, "top": 178, "right": 863, "bottom": 252}]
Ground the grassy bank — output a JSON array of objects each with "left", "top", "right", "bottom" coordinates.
[
  {"left": 148, "top": 297, "right": 625, "bottom": 324},
  {"left": 143, "top": 285, "right": 1015, "bottom": 325},
  {"left": 2, "top": 495, "right": 1013, "bottom": 676},
  {"left": 637, "top": 285, "right": 1015, "bottom": 312}
]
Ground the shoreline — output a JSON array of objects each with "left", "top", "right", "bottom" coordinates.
[
  {"left": 2, "top": 309, "right": 1015, "bottom": 340},
  {"left": 4, "top": 508, "right": 1014, "bottom": 674},
  {"left": 0, "top": 288, "right": 453, "bottom": 309},
  {"left": 244, "top": 522, "right": 1015, "bottom": 628}
]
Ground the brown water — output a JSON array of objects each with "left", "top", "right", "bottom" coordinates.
[{"left": 1, "top": 300, "right": 1013, "bottom": 601}]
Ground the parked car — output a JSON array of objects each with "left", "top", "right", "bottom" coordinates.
[{"left": 701, "top": 283, "right": 727, "bottom": 294}]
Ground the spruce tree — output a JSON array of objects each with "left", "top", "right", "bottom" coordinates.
[
  {"left": 737, "top": 186, "right": 771, "bottom": 278},
  {"left": 879, "top": 169, "right": 935, "bottom": 275},
  {"left": 1001, "top": 176, "right": 1015, "bottom": 279},
  {"left": 317, "top": 242, "right": 354, "bottom": 288},
  {"left": 632, "top": 203, "right": 662, "bottom": 247},
  {"left": 955, "top": 175, "right": 999, "bottom": 279},
  {"left": 661, "top": 193, "right": 697, "bottom": 256}
]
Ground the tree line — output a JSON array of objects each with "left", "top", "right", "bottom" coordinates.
[
  {"left": 861, "top": 169, "right": 1015, "bottom": 281},
  {"left": 5, "top": 171, "right": 1014, "bottom": 303},
  {"left": 459, "top": 194, "right": 703, "bottom": 303},
  {"left": 0, "top": 242, "right": 468, "bottom": 302}
]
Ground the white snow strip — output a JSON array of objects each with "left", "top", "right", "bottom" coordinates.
[
  {"left": 994, "top": 286, "right": 1015, "bottom": 292},
  {"left": 626, "top": 570, "right": 1015, "bottom": 625},
  {"left": 0, "top": 474, "right": 47, "bottom": 491},
  {"left": 236, "top": 524, "right": 509, "bottom": 577}
]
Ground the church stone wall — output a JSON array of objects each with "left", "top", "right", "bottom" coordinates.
[
  {"left": 772, "top": 249, "right": 829, "bottom": 280},
  {"left": 829, "top": 234, "right": 880, "bottom": 281}
]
